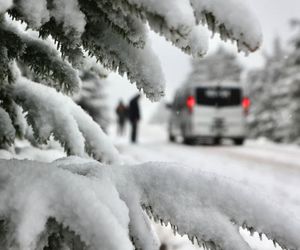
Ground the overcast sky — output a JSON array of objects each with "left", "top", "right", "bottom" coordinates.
[{"left": 107, "top": 0, "right": 300, "bottom": 120}]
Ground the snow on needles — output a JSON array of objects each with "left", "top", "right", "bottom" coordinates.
[
  {"left": 114, "top": 162, "right": 300, "bottom": 250},
  {"left": 0, "top": 158, "right": 299, "bottom": 250},
  {"left": 13, "top": 77, "right": 120, "bottom": 164},
  {"left": 0, "top": 159, "right": 132, "bottom": 250},
  {"left": 51, "top": 0, "right": 86, "bottom": 38},
  {"left": 15, "top": 0, "right": 86, "bottom": 36},
  {"left": 129, "top": 0, "right": 195, "bottom": 34},
  {"left": 17, "top": 0, "right": 50, "bottom": 28},
  {"left": 190, "top": 0, "right": 262, "bottom": 53},
  {"left": 6, "top": 0, "right": 262, "bottom": 101}
]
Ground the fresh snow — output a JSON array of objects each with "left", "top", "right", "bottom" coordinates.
[
  {"left": 17, "top": 0, "right": 50, "bottom": 28},
  {"left": 0, "top": 123, "right": 299, "bottom": 249},
  {"left": 190, "top": 0, "right": 262, "bottom": 52},
  {"left": 114, "top": 124, "right": 300, "bottom": 250},
  {"left": 51, "top": 0, "right": 86, "bottom": 37},
  {"left": 0, "top": 0, "right": 272, "bottom": 249},
  {"left": 13, "top": 77, "right": 120, "bottom": 163}
]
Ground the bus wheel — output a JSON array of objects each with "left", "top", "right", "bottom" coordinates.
[
  {"left": 183, "top": 137, "right": 195, "bottom": 145},
  {"left": 234, "top": 138, "right": 244, "bottom": 145},
  {"left": 169, "top": 134, "right": 176, "bottom": 142},
  {"left": 213, "top": 137, "right": 221, "bottom": 145}
]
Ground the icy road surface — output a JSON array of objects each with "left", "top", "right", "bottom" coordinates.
[{"left": 114, "top": 124, "right": 300, "bottom": 250}]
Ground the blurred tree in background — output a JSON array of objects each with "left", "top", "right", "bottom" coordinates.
[
  {"left": 74, "top": 62, "right": 110, "bottom": 133},
  {"left": 246, "top": 20, "right": 300, "bottom": 143},
  {"left": 246, "top": 38, "right": 285, "bottom": 141},
  {"left": 185, "top": 47, "right": 242, "bottom": 85}
]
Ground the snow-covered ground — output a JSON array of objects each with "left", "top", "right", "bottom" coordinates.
[
  {"left": 113, "top": 123, "right": 300, "bottom": 250},
  {"left": 3, "top": 123, "right": 300, "bottom": 250}
]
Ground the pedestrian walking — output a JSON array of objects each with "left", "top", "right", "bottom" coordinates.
[
  {"left": 115, "top": 100, "right": 127, "bottom": 136},
  {"left": 128, "top": 94, "right": 141, "bottom": 143}
]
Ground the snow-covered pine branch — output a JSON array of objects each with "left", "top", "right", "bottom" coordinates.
[
  {"left": 0, "top": 19, "right": 81, "bottom": 93},
  {"left": 0, "top": 158, "right": 299, "bottom": 250},
  {"left": 90, "top": 1, "right": 148, "bottom": 48},
  {"left": 5, "top": 0, "right": 262, "bottom": 100},
  {"left": 190, "top": 0, "right": 262, "bottom": 53},
  {"left": 13, "top": 77, "right": 119, "bottom": 163},
  {"left": 0, "top": 159, "right": 131, "bottom": 250},
  {"left": 116, "top": 162, "right": 299, "bottom": 250},
  {"left": 81, "top": 17, "right": 165, "bottom": 101}
]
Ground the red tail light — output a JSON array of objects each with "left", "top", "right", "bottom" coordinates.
[
  {"left": 186, "top": 96, "right": 195, "bottom": 113},
  {"left": 242, "top": 97, "right": 250, "bottom": 115}
]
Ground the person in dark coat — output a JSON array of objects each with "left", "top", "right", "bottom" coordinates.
[
  {"left": 128, "top": 94, "right": 141, "bottom": 143},
  {"left": 115, "top": 100, "right": 127, "bottom": 136}
]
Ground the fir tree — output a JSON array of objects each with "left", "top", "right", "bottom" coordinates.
[
  {"left": 185, "top": 47, "right": 242, "bottom": 85},
  {"left": 247, "top": 22, "right": 300, "bottom": 143},
  {"left": 5, "top": 2, "right": 300, "bottom": 250},
  {"left": 246, "top": 37, "right": 286, "bottom": 140},
  {"left": 286, "top": 19, "right": 300, "bottom": 143}
]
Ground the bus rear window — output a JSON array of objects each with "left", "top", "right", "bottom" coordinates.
[{"left": 196, "top": 87, "right": 242, "bottom": 107}]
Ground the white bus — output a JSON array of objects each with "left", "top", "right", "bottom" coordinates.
[{"left": 168, "top": 81, "right": 250, "bottom": 145}]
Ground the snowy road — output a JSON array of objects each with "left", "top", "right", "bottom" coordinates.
[
  {"left": 114, "top": 124, "right": 300, "bottom": 250},
  {"left": 116, "top": 124, "right": 300, "bottom": 190}
]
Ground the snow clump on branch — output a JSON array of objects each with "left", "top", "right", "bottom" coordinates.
[
  {"left": 0, "top": 158, "right": 299, "bottom": 250},
  {"left": 13, "top": 77, "right": 120, "bottom": 164},
  {"left": 4, "top": 0, "right": 262, "bottom": 101}
]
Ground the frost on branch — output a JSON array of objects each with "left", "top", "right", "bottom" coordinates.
[
  {"left": 190, "top": 0, "right": 262, "bottom": 53},
  {"left": 131, "top": 0, "right": 210, "bottom": 56},
  {"left": 0, "top": 159, "right": 132, "bottom": 250},
  {"left": 12, "top": 78, "right": 119, "bottom": 163},
  {"left": 82, "top": 21, "right": 165, "bottom": 101},
  {"left": 92, "top": 1, "right": 148, "bottom": 48},
  {"left": 20, "top": 36, "right": 81, "bottom": 93},
  {"left": 13, "top": 0, "right": 50, "bottom": 29},
  {"left": 0, "top": 19, "right": 81, "bottom": 93},
  {"left": 116, "top": 162, "right": 300, "bottom": 250},
  {"left": 5, "top": 0, "right": 262, "bottom": 100},
  {"left": 0, "top": 159, "right": 299, "bottom": 250}
]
